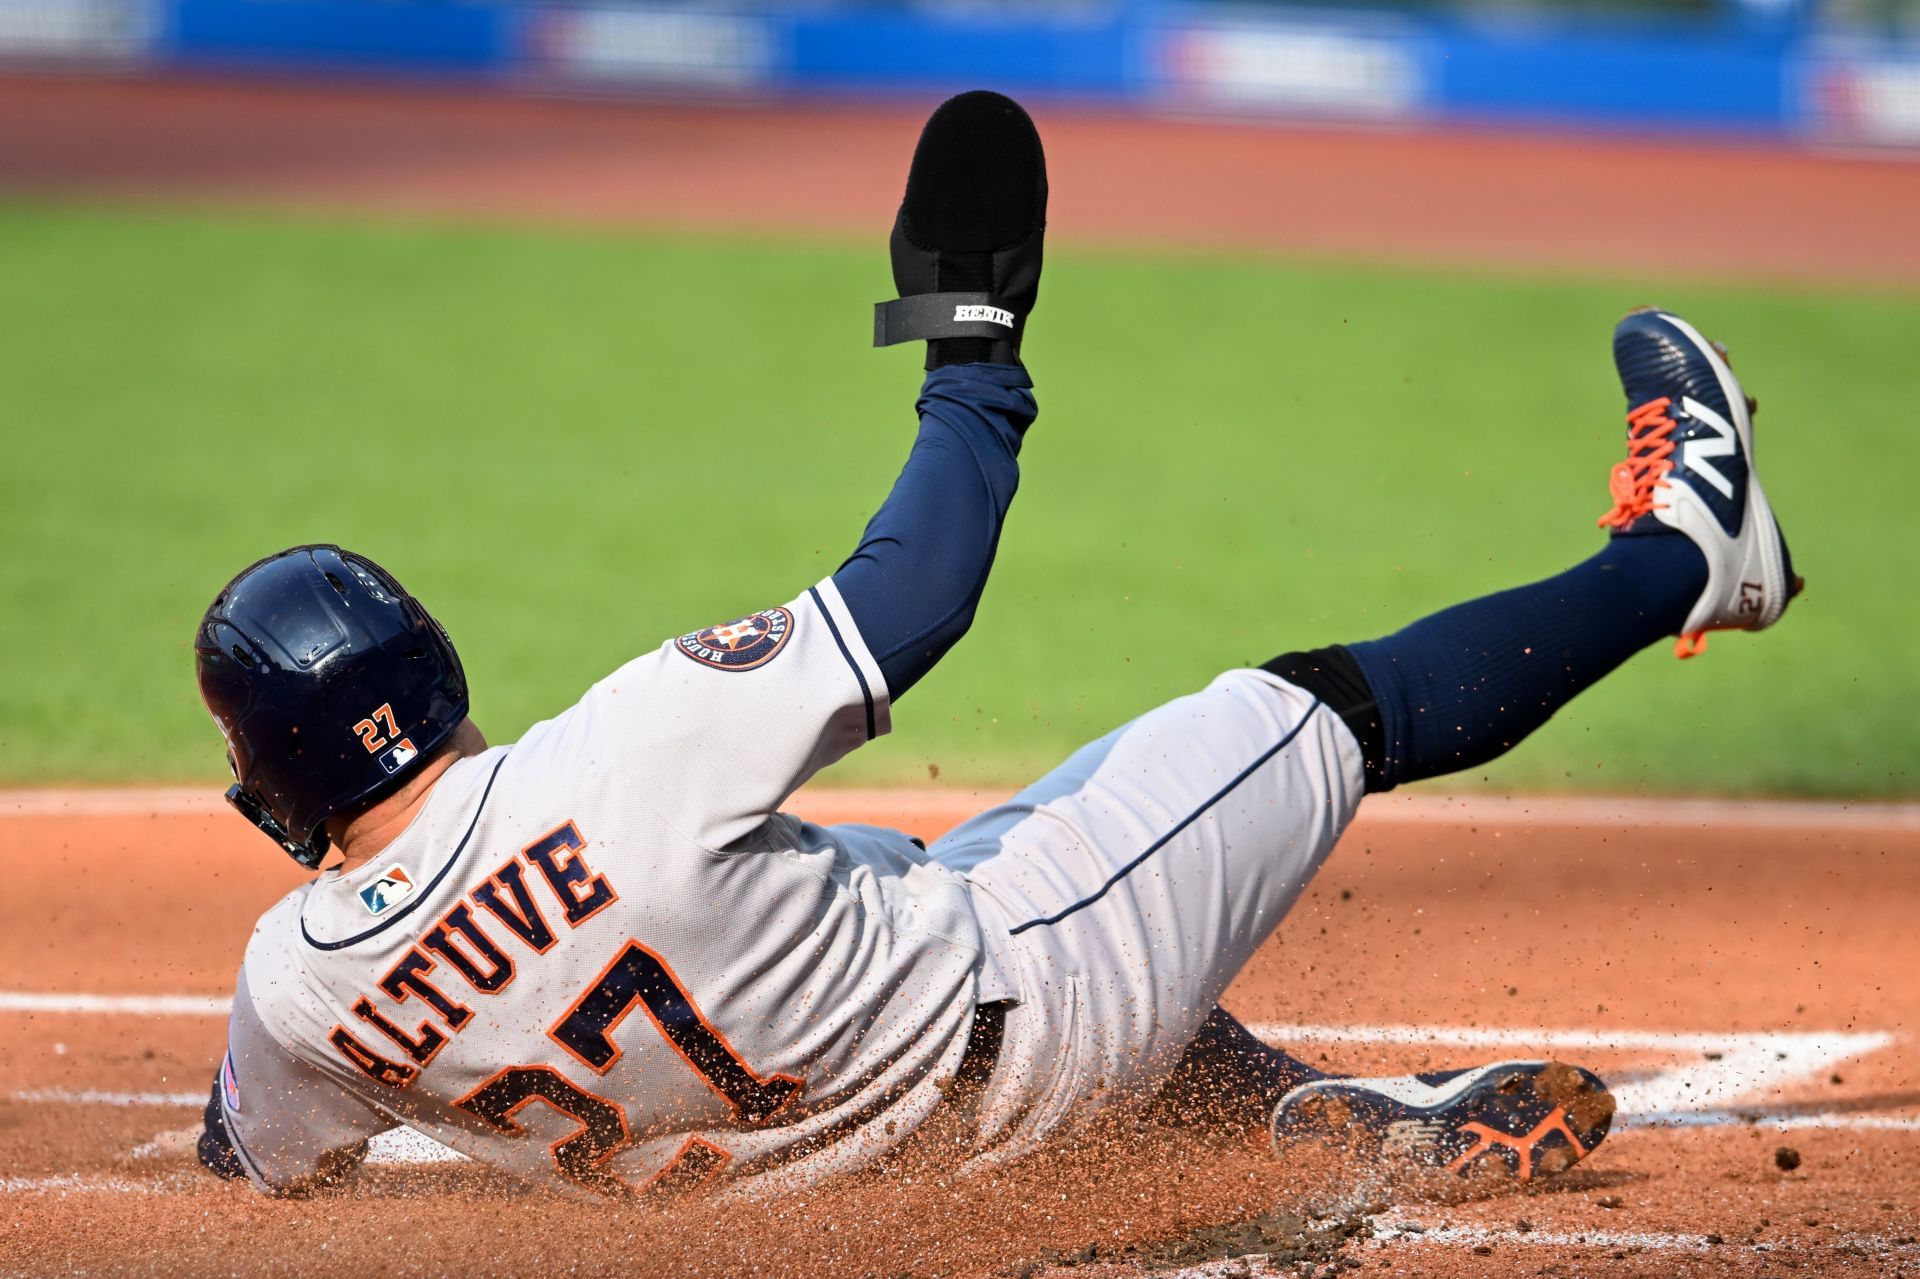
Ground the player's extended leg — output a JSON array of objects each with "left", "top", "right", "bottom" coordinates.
[
  {"left": 943, "top": 309, "right": 1795, "bottom": 1182},
  {"left": 1158, "top": 309, "right": 1799, "bottom": 1176},
  {"left": 1282, "top": 307, "right": 1798, "bottom": 794}
]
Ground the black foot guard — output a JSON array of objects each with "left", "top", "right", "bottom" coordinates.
[{"left": 875, "top": 90, "right": 1047, "bottom": 369}]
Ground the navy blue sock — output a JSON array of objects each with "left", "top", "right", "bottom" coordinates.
[
  {"left": 1145, "top": 1006, "right": 1324, "bottom": 1130},
  {"left": 1330, "top": 533, "right": 1707, "bottom": 790}
]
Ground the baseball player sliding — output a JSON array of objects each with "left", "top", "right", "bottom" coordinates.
[{"left": 194, "top": 92, "right": 1799, "bottom": 1200}]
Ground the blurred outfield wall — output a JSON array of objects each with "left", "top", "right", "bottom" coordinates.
[{"left": 2, "top": 0, "right": 1918, "bottom": 143}]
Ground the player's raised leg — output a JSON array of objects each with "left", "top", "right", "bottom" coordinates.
[
  {"left": 1277, "top": 306, "right": 1799, "bottom": 795},
  {"left": 1242, "top": 308, "right": 1799, "bottom": 1174},
  {"left": 935, "top": 660, "right": 1367, "bottom": 1163},
  {"left": 1249, "top": 308, "right": 1798, "bottom": 1177},
  {"left": 941, "top": 307, "right": 1795, "bottom": 1183}
]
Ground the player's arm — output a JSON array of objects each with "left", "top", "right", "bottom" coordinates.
[
  {"left": 592, "top": 93, "right": 1046, "bottom": 845},
  {"left": 831, "top": 361, "right": 1035, "bottom": 698},
  {"left": 197, "top": 970, "right": 395, "bottom": 1196},
  {"left": 848, "top": 91, "right": 1048, "bottom": 698}
]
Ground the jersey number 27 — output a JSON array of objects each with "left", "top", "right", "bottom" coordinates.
[{"left": 452, "top": 939, "right": 803, "bottom": 1197}]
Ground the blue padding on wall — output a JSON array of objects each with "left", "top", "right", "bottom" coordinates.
[
  {"left": 166, "top": 0, "right": 511, "bottom": 72},
  {"left": 134, "top": 0, "right": 1863, "bottom": 138},
  {"left": 785, "top": 11, "right": 1131, "bottom": 97},
  {"left": 1432, "top": 21, "right": 1789, "bottom": 129}
]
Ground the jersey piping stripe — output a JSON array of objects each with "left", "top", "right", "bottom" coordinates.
[
  {"left": 1006, "top": 697, "right": 1325, "bottom": 936},
  {"left": 299, "top": 756, "right": 507, "bottom": 953},
  {"left": 810, "top": 586, "right": 876, "bottom": 742}
]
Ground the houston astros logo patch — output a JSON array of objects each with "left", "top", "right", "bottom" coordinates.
[{"left": 676, "top": 607, "right": 793, "bottom": 671}]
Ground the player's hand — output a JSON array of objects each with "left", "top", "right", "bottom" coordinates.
[{"left": 874, "top": 90, "right": 1048, "bottom": 369}]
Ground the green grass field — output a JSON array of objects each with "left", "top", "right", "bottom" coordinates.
[{"left": 3, "top": 204, "right": 1915, "bottom": 795}]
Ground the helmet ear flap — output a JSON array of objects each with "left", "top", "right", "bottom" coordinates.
[{"left": 225, "top": 784, "right": 330, "bottom": 870}]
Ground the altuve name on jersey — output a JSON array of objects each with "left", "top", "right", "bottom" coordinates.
[{"left": 327, "top": 821, "right": 617, "bottom": 1088}]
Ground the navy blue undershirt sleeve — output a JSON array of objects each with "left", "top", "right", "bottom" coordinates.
[{"left": 832, "top": 362, "right": 1036, "bottom": 700}]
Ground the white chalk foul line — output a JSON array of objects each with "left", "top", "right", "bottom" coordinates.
[
  {"left": 0, "top": 991, "right": 228, "bottom": 1016},
  {"left": 0, "top": 788, "right": 232, "bottom": 817},
  {"left": 1350, "top": 792, "right": 1920, "bottom": 833},
  {"left": 1154, "top": 1216, "right": 1920, "bottom": 1275},
  {"left": 1367, "top": 1217, "right": 1920, "bottom": 1258},
  {"left": 0, "top": 1010, "right": 1891, "bottom": 1168},
  {"left": 8, "top": 786, "right": 1920, "bottom": 833},
  {"left": 222, "top": 1022, "right": 1920, "bottom": 1167},
  {"left": 1634, "top": 1108, "right": 1920, "bottom": 1132},
  {"left": 1244, "top": 1022, "right": 1896, "bottom": 1118},
  {"left": 116, "top": 1124, "right": 469, "bottom": 1164},
  {"left": 10, "top": 1088, "right": 203, "bottom": 1108},
  {"left": 1375, "top": 1219, "right": 1713, "bottom": 1251},
  {"left": 367, "top": 1127, "right": 469, "bottom": 1164},
  {"left": 0, "top": 1173, "right": 184, "bottom": 1195}
]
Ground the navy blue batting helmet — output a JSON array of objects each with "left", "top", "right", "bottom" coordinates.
[{"left": 195, "top": 545, "right": 468, "bottom": 869}]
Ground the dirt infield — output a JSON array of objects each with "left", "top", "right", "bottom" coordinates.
[
  {"left": 3, "top": 790, "right": 1916, "bottom": 1277},
  {"left": 3, "top": 72, "right": 1917, "bottom": 1275},
  {"left": 5, "top": 71, "right": 1920, "bottom": 287}
]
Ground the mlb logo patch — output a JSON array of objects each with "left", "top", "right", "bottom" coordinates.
[
  {"left": 359, "top": 865, "right": 415, "bottom": 916},
  {"left": 377, "top": 737, "right": 418, "bottom": 776}
]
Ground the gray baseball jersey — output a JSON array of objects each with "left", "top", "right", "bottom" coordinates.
[{"left": 220, "top": 579, "right": 990, "bottom": 1198}]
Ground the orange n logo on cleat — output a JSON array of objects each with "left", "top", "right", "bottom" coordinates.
[{"left": 1447, "top": 1106, "right": 1588, "bottom": 1182}]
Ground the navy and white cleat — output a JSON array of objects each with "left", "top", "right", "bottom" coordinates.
[
  {"left": 1270, "top": 1061, "right": 1615, "bottom": 1184},
  {"left": 1599, "top": 308, "right": 1802, "bottom": 658}
]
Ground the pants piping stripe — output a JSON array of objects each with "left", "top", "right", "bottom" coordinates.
[{"left": 1005, "top": 696, "right": 1325, "bottom": 936}]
